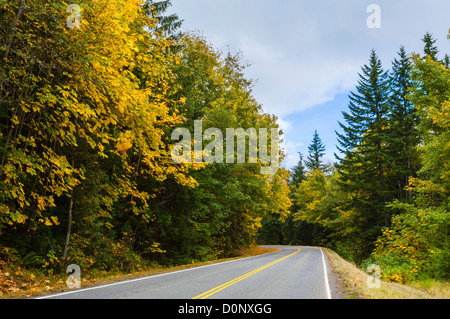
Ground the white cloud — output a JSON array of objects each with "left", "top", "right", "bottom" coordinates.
[
  {"left": 281, "top": 140, "right": 305, "bottom": 170},
  {"left": 238, "top": 34, "right": 359, "bottom": 115},
  {"left": 276, "top": 117, "right": 293, "bottom": 134},
  {"left": 170, "top": 0, "right": 450, "bottom": 119},
  {"left": 169, "top": 0, "right": 450, "bottom": 170}
]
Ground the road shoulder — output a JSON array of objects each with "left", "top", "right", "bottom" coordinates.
[{"left": 321, "top": 248, "right": 348, "bottom": 299}]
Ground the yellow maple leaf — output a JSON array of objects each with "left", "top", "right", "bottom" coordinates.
[{"left": 116, "top": 137, "right": 133, "bottom": 154}]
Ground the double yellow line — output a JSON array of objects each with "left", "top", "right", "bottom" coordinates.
[{"left": 193, "top": 248, "right": 301, "bottom": 299}]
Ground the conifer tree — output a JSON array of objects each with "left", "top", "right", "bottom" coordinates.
[
  {"left": 289, "top": 153, "right": 307, "bottom": 213},
  {"left": 387, "top": 46, "right": 420, "bottom": 200},
  {"left": 422, "top": 32, "right": 439, "bottom": 61},
  {"left": 305, "top": 130, "right": 326, "bottom": 171},
  {"left": 289, "top": 152, "right": 306, "bottom": 188},
  {"left": 335, "top": 49, "right": 391, "bottom": 261},
  {"left": 444, "top": 54, "right": 450, "bottom": 69},
  {"left": 145, "top": 0, "right": 183, "bottom": 39}
]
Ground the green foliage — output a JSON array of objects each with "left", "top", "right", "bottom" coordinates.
[
  {"left": 335, "top": 49, "right": 393, "bottom": 261},
  {"left": 387, "top": 46, "right": 420, "bottom": 201},
  {"left": 0, "top": 1, "right": 291, "bottom": 275},
  {"left": 422, "top": 32, "right": 439, "bottom": 61},
  {"left": 370, "top": 53, "right": 450, "bottom": 282},
  {"left": 265, "top": 32, "right": 450, "bottom": 283},
  {"left": 2, "top": 1, "right": 448, "bottom": 288},
  {"left": 305, "top": 131, "right": 327, "bottom": 172},
  {"left": 288, "top": 153, "right": 306, "bottom": 189}
]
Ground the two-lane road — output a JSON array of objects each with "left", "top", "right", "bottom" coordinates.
[{"left": 38, "top": 246, "right": 339, "bottom": 299}]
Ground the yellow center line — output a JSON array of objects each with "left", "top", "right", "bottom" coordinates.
[{"left": 192, "top": 248, "right": 301, "bottom": 299}]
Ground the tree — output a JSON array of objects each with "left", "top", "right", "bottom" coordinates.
[
  {"left": 144, "top": 0, "right": 183, "bottom": 39},
  {"left": 147, "top": 32, "right": 291, "bottom": 262},
  {"left": 305, "top": 130, "right": 326, "bottom": 172},
  {"left": 387, "top": 46, "right": 420, "bottom": 201},
  {"left": 335, "top": 49, "right": 391, "bottom": 262},
  {"left": 289, "top": 153, "right": 306, "bottom": 188},
  {"left": 371, "top": 53, "right": 450, "bottom": 282},
  {"left": 292, "top": 168, "right": 345, "bottom": 248},
  {"left": 0, "top": 0, "right": 191, "bottom": 271},
  {"left": 422, "top": 32, "right": 439, "bottom": 61},
  {"left": 443, "top": 54, "right": 450, "bottom": 69}
]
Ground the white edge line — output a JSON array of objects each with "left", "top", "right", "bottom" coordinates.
[
  {"left": 320, "top": 248, "right": 332, "bottom": 300},
  {"left": 35, "top": 250, "right": 280, "bottom": 299}
]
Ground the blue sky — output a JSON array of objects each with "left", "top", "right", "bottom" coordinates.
[{"left": 167, "top": 0, "right": 450, "bottom": 169}]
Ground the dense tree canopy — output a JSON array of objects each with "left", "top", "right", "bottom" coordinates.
[
  {"left": 0, "top": 0, "right": 290, "bottom": 274},
  {"left": 260, "top": 32, "right": 450, "bottom": 282}
]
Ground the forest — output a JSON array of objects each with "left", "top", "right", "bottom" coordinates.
[
  {"left": 0, "top": 0, "right": 290, "bottom": 275},
  {"left": 1, "top": 0, "right": 449, "bottom": 288},
  {"left": 260, "top": 34, "right": 450, "bottom": 283}
]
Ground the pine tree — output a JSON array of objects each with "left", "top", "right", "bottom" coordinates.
[
  {"left": 422, "top": 32, "right": 439, "bottom": 61},
  {"left": 289, "top": 152, "right": 306, "bottom": 188},
  {"left": 387, "top": 46, "right": 420, "bottom": 200},
  {"left": 280, "top": 153, "right": 323, "bottom": 246},
  {"left": 305, "top": 130, "right": 326, "bottom": 171},
  {"left": 144, "top": 0, "right": 183, "bottom": 39},
  {"left": 335, "top": 49, "right": 391, "bottom": 261},
  {"left": 444, "top": 54, "right": 450, "bottom": 69}
]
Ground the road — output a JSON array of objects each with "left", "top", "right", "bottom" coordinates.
[{"left": 37, "top": 246, "right": 341, "bottom": 299}]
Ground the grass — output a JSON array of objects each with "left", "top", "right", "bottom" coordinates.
[
  {"left": 0, "top": 245, "right": 278, "bottom": 299},
  {"left": 411, "top": 279, "right": 450, "bottom": 299},
  {"left": 323, "top": 248, "right": 450, "bottom": 299}
]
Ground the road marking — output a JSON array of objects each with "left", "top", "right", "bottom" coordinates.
[
  {"left": 193, "top": 248, "right": 301, "bottom": 299},
  {"left": 35, "top": 251, "right": 278, "bottom": 299},
  {"left": 320, "top": 248, "right": 332, "bottom": 299}
]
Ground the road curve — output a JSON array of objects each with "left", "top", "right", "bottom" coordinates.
[{"left": 37, "top": 246, "right": 339, "bottom": 299}]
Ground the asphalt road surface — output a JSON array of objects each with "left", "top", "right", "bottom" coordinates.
[{"left": 37, "top": 246, "right": 342, "bottom": 299}]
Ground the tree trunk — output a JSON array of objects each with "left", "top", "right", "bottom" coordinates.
[
  {"left": 3, "top": 0, "right": 25, "bottom": 59},
  {"left": 62, "top": 188, "right": 74, "bottom": 267}
]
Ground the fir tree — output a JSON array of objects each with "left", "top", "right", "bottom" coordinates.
[
  {"left": 289, "top": 152, "right": 306, "bottom": 188},
  {"left": 305, "top": 130, "right": 326, "bottom": 171},
  {"left": 444, "top": 54, "right": 450, "bottom": 69},
  {"left": 387, "top": 46, "right": 420, "bottom": 200},
  {"left": 335, "top": 49, "right": 391, "bottom": 261},
  {"left": 145, "top": 0, "right": 183, "bottom": 39},
  {"left": 422, "top": 32, "right": 439, "bottom": 61}
]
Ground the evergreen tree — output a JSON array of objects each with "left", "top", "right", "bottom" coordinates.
[
  {"left": 422, "top": 32, "right": 439, "bottom": 61},
  {"left": 305, "top": 130, "right": 326, "bottom": 171},
  {"left": 145, "top": 0, "right": 183, "bottom": 39},
  {"left": 335, "top": 49, "right": 391, "bottom": 262},
  {"left": 262, "top": 151, "right": 323, "bottom": 246},
  {"left": 289, "top": 152, "right": 306, "bottom": 188},
  {"left": 387, "top": 46, "right": 420, "bottom": 200},
  {"left": 444, "top": 54, "right": 450, "bottom": 69}
]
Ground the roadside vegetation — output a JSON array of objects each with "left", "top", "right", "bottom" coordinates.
[
  {"left": 1, "top": 0, "right": 290, "bottom": 293},
  {"left": 260, "top": 32, "right": 450, "bottom": 288},
  {"left": 324, "top": 248, "right": 449, "bottom": 299}
]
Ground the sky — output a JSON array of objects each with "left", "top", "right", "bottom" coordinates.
[{"left": 166, "top": 0, "right": 450, "bottom": 169}]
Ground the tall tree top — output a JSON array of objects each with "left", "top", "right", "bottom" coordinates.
[
  {"left": 336, "top": 49, "right": 390, "bottom": 156},
  {"left": 422, "top": 32, "right": 439, "bottom": 61},
  {"left": 391, "top": 46, "right": 412, "bottom": 107},
  {"left": 290, "top": 152, "right": 306, "bottom": 187},
  {"left": 305, "top": 130, "right": 326, "bottom": 171},
  {"left": 144, "top": 0, "right": 183, "bottom": 38}
]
